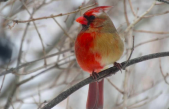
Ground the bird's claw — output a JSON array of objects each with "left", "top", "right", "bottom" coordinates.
[
  {"left": 114, "top": 62, "right": 122, "bottom": 73},
  {"left": 91, "top": 71, "right": 100, "bottom": 80}
]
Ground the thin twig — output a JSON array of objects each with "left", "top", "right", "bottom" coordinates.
[
  {"left": 144, "top": 11, "right": 169, "bottom": 18},
  {"left": 52, "top": 17, "right": 74, "bottom": 41},
  {"left": 127, "top": 97, "right": 148, "bottom": 108},
  {"left": 66, "top": 97, "right": 69, "bottom": 109},
  {"left": 17, "top": 22, "right": 30, "bottom": 69},
  {"left": 107, "top": 78, "right": 124, "bottom": 94},
  {"left": 17, "top": 65, "right": 56, "bottom": 86},
  {"left": 124, "top": 0, "right": 130, "bottom": 26},
  {"left": 4, "top": 17, "right": 31, "bottom": 109},
  {"left": 128, "top": 79, "right": 163, "bottom": 98},
  {"left": 13, "top": 3, "right": 96, "bottom": 23},
  {"left": 10, "top": 102, "right": 15, "bottom": 109},
  {"left": 0, "top": 49, "right": 70, "bottom": 76},
  {"left": 20, "top": 0, "right": 47, "bottom": 66},
  {"left": 123, "top": 35, "right": 135, "bottom": 69},
  {"left": 134, "top": 29, "right": 169, "bottom": 34},
  {"left": 0, "top": 75, "right": 6, "bottom": 94},
  {"left": 134, "top": 36, "right": 169, "bottom": 48},
  {"left": 15, "top": 62, "right": 56, "bottom": 76},
  {"left": 4, "top": 78, "right": 18, "bottom": 109},
  {"left": 159, "top": 59, "right": 169, "bottom": 85},
  {"left": 0, "top": 60, "right": 10, "bottom": 94},
  {"left": 125, "top": 1, "right": 156, "bottom": 32},
  {"left": 128, "top": 0, "right": 136, "bottom": 16},
  {"left": 157, "top": 0, "right": 169, "bottom": 4},
  {"left": 32, "top": 21, "right": 47, "bottom": 66},
  {"left": 128, "top": 92, "right": 162, "bottom": 109}
]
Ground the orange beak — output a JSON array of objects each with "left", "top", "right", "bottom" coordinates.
[{"left": 76, "top": 16, "right": 88, "bottom": 25}]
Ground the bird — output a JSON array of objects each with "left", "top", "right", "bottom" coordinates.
[{"left": 75, "top": 6, "right": 124, "bottom": 109}]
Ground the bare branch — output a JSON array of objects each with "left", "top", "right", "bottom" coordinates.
[
  {"left": 159, "top": 59, "right": 169, "bottom": 85},
  {"left": 128, "top": 92, "right": 162, "bottom": 109},
  {"left": 124, "top": 0, "right": 130, "bottom": 26},
  {"left": 4, "top": 17, "right": 31, "bottom": 109},
  {"left": 0, "top": 75, "right": 6, "bottom": 94},
  {"left": 20, "top": 0, "right": 47, "bottom": 66},
  {"left": 123, "top": 35, "right": 135, "bottom": 69},
  {"left": 107, "top": 78, "right": 124, "bottom": 94},
  {"left": 157, "top": 0, "right": 169, "bottom": 4},
  {"left": 52, "top": 17, "right": 74, "bottom": 41},
  {"left": 134, "top": 30, "right": 169, "bottom": 34},
  {"left": 0, "top": 49, "right": 70, "bottom": 76},
  {"left": 41, "top": 51, "right": 169, "bottom": 109},
  {"left": 125, "top": 1, "right": 156, "bottom": 32},
  {"left": 134, "top": 36, "right": 169, "bottom": 48},
  {"left": 128, "top": 0, "right": 136, "bottom": 16},
  {"left": 12, "top": 3, "right": 97, "bottom": 23}
]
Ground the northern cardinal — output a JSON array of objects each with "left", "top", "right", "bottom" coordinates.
[{"left": 75, "top": 6, "right": 124, "bottom": 109}]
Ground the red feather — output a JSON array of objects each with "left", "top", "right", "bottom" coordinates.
[
  {"left": 84, "top": 6, "right": 112, "bottom": 16},
  {"left": 75, "top": 32, "right": 103, "bottom": 73}
]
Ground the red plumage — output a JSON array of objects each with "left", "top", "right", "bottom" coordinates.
[
  {"left": 75, "top": 32, "right": 103, "bottom": 73},
  {"left": 84, "top": 6, "right": 113, "bottom": 16}
]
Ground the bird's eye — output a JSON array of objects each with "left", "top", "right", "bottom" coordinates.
[{"left": 89, "top": 15, "right": 95, "bottom": 20}]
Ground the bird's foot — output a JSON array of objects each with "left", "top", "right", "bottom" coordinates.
[
  {"left": 91, "top": 71, "right": 100, "bottom": 80},
  {"left": 114, "top": 62, "right": 122, "bottom": 73}
]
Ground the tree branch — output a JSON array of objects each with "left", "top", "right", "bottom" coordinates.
[
  {"left": 0, "top": 49, "right": 70, "bottom": 77},
  {"left": 157, "top": 0, "right": 169, "bottom": 4},
  {"left": 41, "top": 51, "right": 169, "bottom": 109},
  {"left": 12, "top": 3, "right": 96, "bottom": 23}
]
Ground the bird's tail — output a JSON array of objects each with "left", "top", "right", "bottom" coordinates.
[{"left": 86, "top": 79, "right": 104, "bottom": 109}]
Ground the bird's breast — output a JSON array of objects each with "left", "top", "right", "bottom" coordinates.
[
  {"left": 75, "top": 32, "right": 103, "bottom": 73},
  {"left": 75, "top": 31, "right": 124, "bottom": 73}
]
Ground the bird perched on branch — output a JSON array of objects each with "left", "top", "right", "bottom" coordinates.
[{"left": 75, "top": 6, "right": 124, "bottom": 109}]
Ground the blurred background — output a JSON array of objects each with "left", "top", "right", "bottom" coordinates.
[{"left": 0, "top": 0, "right": 169, "bottom": 109}]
